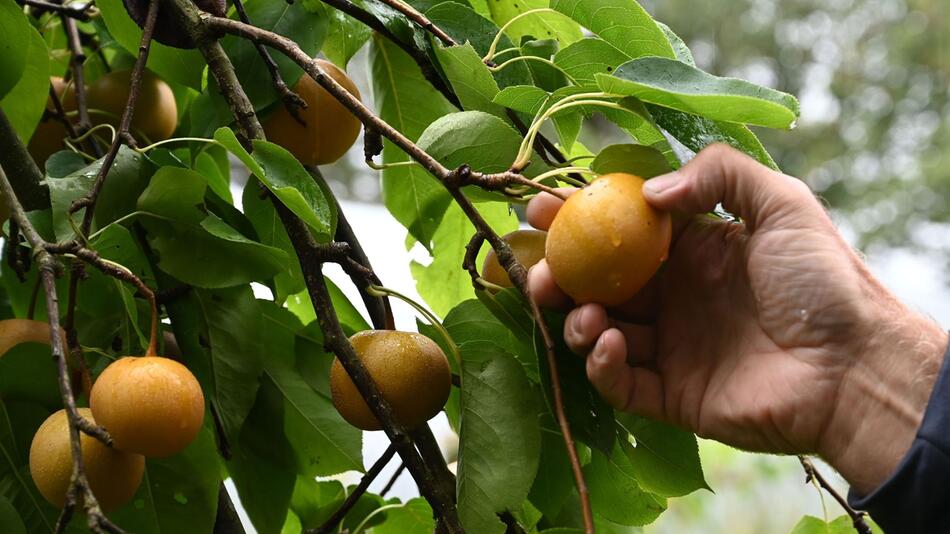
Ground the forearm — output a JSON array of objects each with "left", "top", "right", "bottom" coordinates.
[{"left": 819, "top": 298, "right": 948, "bottom": 494}]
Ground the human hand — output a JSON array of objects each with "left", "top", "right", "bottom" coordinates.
[{"left": 527, "top": 144, "right": 947, "bottom": 493}]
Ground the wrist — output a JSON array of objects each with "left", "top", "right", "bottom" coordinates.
[{"left": 819, "top": 305, "right": 947, "bottom": 495}]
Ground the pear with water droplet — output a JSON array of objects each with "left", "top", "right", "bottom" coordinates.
[
  {"left": 330, "top": 330, "right": 451, "bottom": 431},
  {"left": 545, "top": 173, "right": 672, "bottom": 306}
]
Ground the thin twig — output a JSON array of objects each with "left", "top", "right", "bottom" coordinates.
[
  {"left": 308, "top": 167, "right": 394, "bottom": 330},
  {"left": 0, "top": 111, "right": 48, "bottom": 210},
  {"left": 62, "top": 16, "right": 97, "bottom": 150},
  {"left": 800, "top": 457, "right": 873, "bottom": 534},
  {"left": 316, "top": 0, "right": 461, "bottom": 108},
  {"left": 201, "top": 14, "right": 591, "bottom": 530},
  {"left": 69, "top": 0, "right": 160, "bottom": 224},
  {"left": 18, "top": 0, "right": 94, "bottom": 20},
  {"left": 380, "top": 462, "right": 406, "bottom": 497},
  {"left": 231, "top": 0, "right": 307, "bottom": 124},
  {"left": 167, "top": 4, "right": 462, "bottom": 527},
  {"left": 307, "top": 445, "right": 398, "bottom": 534},
  {"left": 0, "top": 167, "right": 121, "bottom": 534},
  {"left": 373, "top": 0, "right": 456, "bottom": 46}
]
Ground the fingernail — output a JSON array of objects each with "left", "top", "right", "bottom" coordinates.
[
  {"left": 643, "top": 173, "right": 679, "bottom": 194},
  {"left": 569, "top": 309, "right": 585, "bottom": 338}
]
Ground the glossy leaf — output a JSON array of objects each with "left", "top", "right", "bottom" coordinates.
[
  {"left": 374, "top": 498, "right": 435, "bottom": 534},
  {"left": 790, "top": 515, "right": 883, "bottom": 534},
  {"left": 250, "top": 140, "right": 335, "bottom": 241},
  {"left": 242, "top": 181, "right": 305, "bottom": 301},
  {"left": 0, "top": 0, "right": 29, "bottom": 100},
  {"left": 554, "top": 38, "right": 628, "bottom": 87},
  {"left": 536, "top": 312, "right": 616, "bottom": 453},
  {"left": 584, "top": 445, "right": 667, "bottom": 526},
  {"left": 221, "top": 0, "right": 327, "bottom": 111},
  {"left": 433, "top": 43, "right": 505, "bottom": 118},
  {"left": 457, "top": 341, "right": 541, "bottom": 534},
  {"left": 551, "top": 0, "right": 674, "bottom": 60},
  {"left": 370, "top": 36, "right": 457, "bottom": 248},
  {"left": 228, "top": 378, "right": 296, "bottom": 534},
  {"left": 110, "top": 429, "right": 222, "bottom": 533},
  {"left": 0, "top": 27, "right": 49, "bottom": 141},
  {"left": 493, "top": 85, "right": 549, "bottom": 114},
  {"left": 48, "top": 147, "right": 154, "bottom": 242},
  {"left": 164, "top": 287, "right": 264, "bottom": 446},
  {"left": 411, "top": 201, "right": 517, "bottom": 317},
  {"left": 259, "top": 303, "right": 363, "bottom": 476},
  {"left": 598, "top": 56, "right": 800, "bottom": 129},
  {"left": 616, "top": 414, "right": 709, "bottom": 498},
  {"left": 591, "top": 144, "right": 671, "bottom": 178},
  {"left": 323, "top": 8, "right": 373, "bottom": 68},
  {"left": 486, "top": 0, "right": 582, "bottom": 46}
]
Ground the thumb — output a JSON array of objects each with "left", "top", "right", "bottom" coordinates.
[{"left": 642, "top": 144, "right": 817, "bottom": 230}]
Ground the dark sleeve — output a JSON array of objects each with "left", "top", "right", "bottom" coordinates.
[{"left": 848, "top": 339, "right": 950, "bottom": 533}]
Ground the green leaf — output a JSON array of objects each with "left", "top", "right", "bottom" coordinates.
[
  {"left": 790, "top": 515, "right": 883, "bottom": 534},
  {"left": 0, "top": 401, "right": 56, "bottom": 534},
  {"left": 259, "top": 303, "right": 363, "bottom": 476},
  {"left": 250, "top": 141, "right": 335, "bottom": 241},
  {"left": 598, "top": 57, "right": 800, "bottom": 129},
  {"left": 493, "top": 85, "right": 549, "bottom": 114},
  {"left": 551, "top": 0, "right": 673, "bottom": 60},
  {"left": 457, "top": 341, "right": 541, "bottom": 534},
  {"left": 584, "top": 444, "right": 666, "bottom": 526},
  {"left": 0, "top": 27, "right": 49, "bottom": 141},
  {"left": 487, "top": 0, "right": 582, "bottom": 46},
  {"left": 370, "top": 35, "right": 457, "bottom": 248},
  {"left": 648, "top": 105, "right": 779, "bottom": 169},
  {"left": 416, "top": 110, "right": 538, "bottom": 178},
  {"left": 528, "top": 418, "right": 576, "bottom": 519},
  {"left": 616, "top": 414, "right": 708, "bottom": 498},
  {"left": 425, "top": 2, "right": 532, "bottom": 90},
  {"left": 323, "top": 9, "right": 372, "bottom": 68},
  {"left": 554, "top": 38, "right": 628, "bottom": 87},
  {"left": 657, "top": 22, "right": 695, "bottom": 66},
  {"left": 0, "top": 496, "right": 26, "bottom": 534},
  {"left": 213, "top": 127, "right": 265, "bottom": 177},
  {"left": 0, "top": 0, "right": 29, "bottom": 100},
  {"left": 411, "top": 201, "right": 517, "bottom": 317},
  {"left": 138, "top": 167, "right": 207, "bottom": 223},
  {"left": 228, "top": 378, "right": 296, "bottom": 534},
  {"left": 221, "top": 0, "right": 328, "bottom": 110},
  {"left": 163, "top": 287, "right": 264, "bottom": 446},
  {"left": 591, "top": 144, "right": 671, "bottom": 178},
  {"left": 110, "top": 429, "right": 222, "bottom": 533},
  {"left": 242, "top": 182, "right": 305, "bottom": 301},
  {"left": 433, "top": 43, "right": 505, "bottom": 118},
  {"left": 96, "top": 0, "right": 205, "bottom": 89},
  {"left": 536, "top": 312, "right": 616, "bottom": 453},
  {"left": 194, "top": 149, "right": 232, "bottom": 203},
  {"left": 374, "top": 498, "right": 435, "bottom": 534},
  {"left": 47, "top": 146, "right": 154, "bottom": 241}
]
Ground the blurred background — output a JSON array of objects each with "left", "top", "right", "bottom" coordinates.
[{"left": 230, "top": 0, "right": 949, "bottom": 531}]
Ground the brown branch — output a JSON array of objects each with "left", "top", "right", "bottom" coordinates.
[
  {"left": 166, "top": 5, "right": 462, "bottom": 527},
  {"left": 462, "top": 232, "right": 486, "bottom": 287},
  {"left": 0, "top": 166, "right": 121, "bottom": 534},
  {"left": 314, "top": 0, "right": 461, "bottom": 108},
  {"left": 307, "top": 444, "right": 398, "bottom": 534},
  {"left": 231, "top": 0, "right": 307, "bottom": 124},
  {"left": 201, "top": 14, "right": 590, "bottom": 530},
  {"left": 308, "top": 167, "right": 395, "bottom": 330},
  {"left": 373, "top": 0, "right": 456, "bottom": 47},
  {"left": 410, "top": 426, "right": 456, "bottom": 501},
  {"left": 19, "top": 0, "right": 94, "bottom": 20},
  {"left": 446, "top": 186, "right": 593, "bottom": 534},
  {"left": 800, "top": 457, "right": 873, "bottom": 534},
  {"left": 62, "top": 16, "right": 97, "bottom": 149},
  {"left": 70, "top": 0, "right": 160, "bottom": 226}
]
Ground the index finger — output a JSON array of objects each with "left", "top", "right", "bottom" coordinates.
[{"left": 526, "top": 187, "right": 576, "bottom": 230}]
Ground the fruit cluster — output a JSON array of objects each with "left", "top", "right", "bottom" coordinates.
[{"left": 13, "top": 320, "right": 205, "bottom": 512}]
